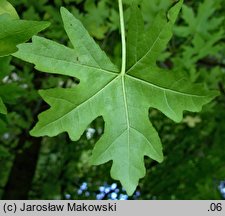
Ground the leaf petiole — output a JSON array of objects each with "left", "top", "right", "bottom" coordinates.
[{"left": 118, "top": 0, "right": 126, "bottom": 75}]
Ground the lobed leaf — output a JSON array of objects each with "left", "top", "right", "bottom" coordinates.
[
  {"left": 175, "top": 0, "right": 224, "bottom": 38},
  {"left": 14, "top": 0, "right": 218, "bottom": 195}
]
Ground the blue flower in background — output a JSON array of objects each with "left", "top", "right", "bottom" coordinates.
[{"left": 218, "top": 181, "right": 225, "bottom": 199}]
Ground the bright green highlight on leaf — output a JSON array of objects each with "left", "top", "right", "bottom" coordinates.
[
  {"left": 14, "top": 0, "right": 218, "bottom": 195},
  {"left": 0, "top": 0, "right": 50, "bottom": 57}
]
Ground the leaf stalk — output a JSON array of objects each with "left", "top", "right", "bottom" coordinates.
[{"left": 118, "top": 0, "right": 126, "bottom": 75}]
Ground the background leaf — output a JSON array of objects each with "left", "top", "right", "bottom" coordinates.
[{"left": 0, "top": 14, "right": 50, "bottom": 57}]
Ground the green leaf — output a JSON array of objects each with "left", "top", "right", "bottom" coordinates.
[
  {"left": 0, "top": 56, "right": 12, "bottom": 114},
  {"left": 0, "top": 97, "right": 7, "bottom": 114},
  {"left": 175, "top": 0, "right": 224, "bottom": 38},
  {"left": 0, "top": 83, "right": 25, "bottom": 104},
  {"left": 0, "top": 56, "right": 12, "bottom": 79},
  {"left": 123, "top": 0, "right": 142, "bottom": 5},
  {"left": 140, "top": 0, "right": 172, "bottom": 25},
  {"left": 0, "top": 0, "right": 19, "bottom": 18},
  {"left": 0, "top": 1, "right": 49, "bottom": 116},
  {"left": 14, "top": 0, "right": 218, "bottom": 195},
  {"left": 0, "top": 12, "right": 50, "bottom": 57},
  {"left": 0, "top": 145, "right": 9, "bottom": 157},
  {"left": 81, "top": 0, "right": 110, "bottom": 39}
]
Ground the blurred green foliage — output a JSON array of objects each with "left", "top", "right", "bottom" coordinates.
[{"left": 0, "top": 0, "right": 224, "bottom": 199}]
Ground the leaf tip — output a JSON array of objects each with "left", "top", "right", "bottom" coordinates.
[
  {"left": 29, "top": 124, "right": 46, "bottom": 138},
  {"left": 42, "top": 21, "right": 51, "bottom": 29},
  {"left": 120, "top": 181, "right": 137, "bottom": 197},
  {"left": 211, "top": 89, "right": 220, "bottom": 98},
  {"left": 168, "top": 0, "right": 183, "bottom": 24},
  {"left": 29, "top": 128, "right": 38, "bottom": 137},
  {"left": 157, "top": 155, "right": 164, "bottom": 163},
  {"left": 0, "top": 98, "right": 7, "bottom": 114},
  {"left": 38, "top": 89, "right": 45, "bottom": 97},
  {"left": 60, "top": 6, "right": 69, "bottom": 16},
  {"left": 0, "top": 109, "right": 7, "bottom": 115}
]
